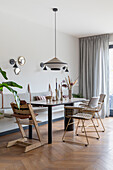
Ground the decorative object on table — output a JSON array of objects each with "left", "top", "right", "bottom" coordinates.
[
  {"left": 60, "top": 91, "right": 63, "bottom": 101},
  {"left": 55, "top": 78, "right": 58, "bottom": 101},
  {"left": 62, "top": 76, "right": 78, "bottom": 99},
  {"left": 52, "top": 96, "right": 56, "bottom": 101},
  {"left": 55, "top": 89, "right": 58, "bottom": 101},
  {"left": 40, "top": 8, "right": 68, "bottom": 71},
  {"left": 46, "top": 96, "right": 52, "bottom": 102},
  {"left": 59, "top": 84, "right": 63, "bottom": 101},
  {"left": 9, "top": 56, "right": 26, "bottom": 75},
  {"left": 68, "top": 89, "right": 72, "bottom": 99},
  {"left": 63, "top": 95, "right": 68, "bottom": 99},
  {"left": 49, "top": 83, "right": 53, "bottom": 96},
  {"left": 0, "top": 67, "right": 22, "bottom": 108}
]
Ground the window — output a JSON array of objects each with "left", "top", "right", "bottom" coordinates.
[{"left": 109, "top": 45, "right": 113, "bottom": 116}]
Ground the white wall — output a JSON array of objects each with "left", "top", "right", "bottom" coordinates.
[{"left": 0, "top": 11, "right": 79, "bottom": 95}]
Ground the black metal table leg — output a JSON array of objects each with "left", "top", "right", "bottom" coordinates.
[
  {"left": 64, "top": 103, "right": 74, "bottom": 131},
  {"left": 29, "top": 118, "right": 32, "bottom": 139},
  {"left": 48, "top": 106, "right": 52, "bottom": 144}
]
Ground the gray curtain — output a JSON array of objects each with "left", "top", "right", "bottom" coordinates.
[{"left": 79, "top": 34, "right": 109, "bottom": 117}]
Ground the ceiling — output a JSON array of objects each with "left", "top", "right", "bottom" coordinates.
[{"left": 0, "top": 0, "right": 113, "bottom": 37}]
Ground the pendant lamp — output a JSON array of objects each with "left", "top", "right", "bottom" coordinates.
[{"left": 40, "top": 8, "right": 68, "bottom": 71}]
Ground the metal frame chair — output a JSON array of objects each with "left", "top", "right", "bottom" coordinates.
[
  {"left": 7, "top": 101, "right": 42, "bottom": 152},
  {"left": 80, "top": 94, "right": 106, "bottom": 132},
  {"left": 97, "top": 94, "right": 106, "bottom": 132},
  {"left": 62, "top": 97, "right": 100, "bottom": 146}
]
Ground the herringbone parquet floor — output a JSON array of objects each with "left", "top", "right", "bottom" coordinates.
[{"left": 0, "top": 118, "right": 113, "bottom": 170}]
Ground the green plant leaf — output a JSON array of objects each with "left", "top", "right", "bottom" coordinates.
[
  {"left": 1, "top": 83, "right": 17, "bottom": 94},
  {"left": 13, "top": 91, "right": 20, "bottom": 109},
  {"left": 0, "top": 87, "right": 3, "bottom": 91},
  {"left": 3, "top": 81, "right": 22, "bottom": 89},
  {"left": 1, "top": 83, "right": 20, "bottom": 108},
  {"left": 0, "top": 113, "right": 4, "bottom": 115},
  {"left": 0, "top": 84, "right": 3, "bottom": 91},
  {"left": 72, "top": 93, "right": 83, "bottom": 98},
  {"left": 0, "top": 68, "right": 22, "bottom": 109},
  {"left": 0, "top": 68, "right": 8, "bottom": 80}
]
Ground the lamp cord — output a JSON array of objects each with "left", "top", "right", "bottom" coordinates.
[{"left": 55, "top": 11, "right": 56, "bottom": 58}]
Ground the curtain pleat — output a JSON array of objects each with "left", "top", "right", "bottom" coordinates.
[{"left": 79, "top": 34, "right": 109, "bottom": 117}]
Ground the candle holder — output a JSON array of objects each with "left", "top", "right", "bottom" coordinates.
[
  {"left": 60, "top": 91, "right": 63, "bottom": 101},
  {"left": 68, "top": 89, "right": 72, "bottom": 99},
  {"left": 55, "top": 89, "right": 58, "bottom": 101}
]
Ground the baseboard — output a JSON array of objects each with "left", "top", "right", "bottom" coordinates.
[{"left": 0, "top": 117, "right": 64, "bottom": 137}]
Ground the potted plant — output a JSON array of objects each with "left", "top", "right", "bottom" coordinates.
[
  {"left": 0, "top": 68, "right": 22, "bottom": 116},
  {"left": 72, "top": 93, "right": 83, "bottom": 98}
]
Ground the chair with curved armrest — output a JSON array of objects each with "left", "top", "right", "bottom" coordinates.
[
  {"left": 78, "top": 94, "right": 106, "bottom": 132},
  {"left": 95, "top": 94, "right": 106, "bottom": 132},
  {"left": 62, "top": 97, "right": 100, "bottom": 146},
  {"left": 7, "top": 100, "right": 42, "bottom": 152}
]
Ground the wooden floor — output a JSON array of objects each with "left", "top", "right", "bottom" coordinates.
[{"left": 0, "top": 118, "right": 113, "bottom": 170}]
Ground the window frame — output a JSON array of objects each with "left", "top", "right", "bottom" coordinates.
[{"left": 109, "top": 44, "right": 113, "bottom": 116}]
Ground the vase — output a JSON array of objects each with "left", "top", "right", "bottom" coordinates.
[{"left": 68, "top": 89, "right": 72, "bottom": 99}]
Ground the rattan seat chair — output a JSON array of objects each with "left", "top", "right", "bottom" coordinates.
[
  {"left": 7, "top": 101, "right": 42, "bottom": 152},
  {"left": 79, "top": 94, "right": 106, "bottom": 132},
  {"left": 62, "top": 97, "right": 100, "bottom": 146},
  {"left": 97, "top": 94, "right": 106, "bottom": 132}
]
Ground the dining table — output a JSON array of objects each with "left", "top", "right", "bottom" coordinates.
[{"left": 30, "top": 98, "right": 85, "bottom": 144}]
